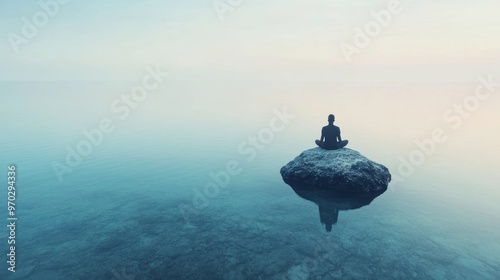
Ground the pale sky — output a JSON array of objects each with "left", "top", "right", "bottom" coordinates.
[{"left": 1, "top": 0, "right": 499, "bottom": 81}]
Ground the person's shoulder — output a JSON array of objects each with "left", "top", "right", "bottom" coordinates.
[{"left": 334, "top": 125, "right": 340, "bottom": 131}]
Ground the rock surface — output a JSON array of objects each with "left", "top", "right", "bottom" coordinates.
[{"left": 280, "top": 148, "right": 391, "bottom": 194}]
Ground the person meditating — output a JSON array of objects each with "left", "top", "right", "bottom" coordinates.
[{"left": 315, "top": 114, "right": 349, "bottom": 150}]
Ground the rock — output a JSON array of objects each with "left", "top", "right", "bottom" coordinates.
[{"left": 280, "top": 148, "right": 391, "bottom": 195}]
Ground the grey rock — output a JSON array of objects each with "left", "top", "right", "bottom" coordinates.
[{"left": 280, "top": 148, "right": 391, "bottom": 195}]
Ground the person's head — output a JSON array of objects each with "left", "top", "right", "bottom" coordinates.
[{"left": 328, "top": 114, "right": 335, "bottom": 124}]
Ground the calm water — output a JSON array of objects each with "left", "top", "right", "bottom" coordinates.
[{"left": 1, "top": 81, "right": 499, "bottom": 279}]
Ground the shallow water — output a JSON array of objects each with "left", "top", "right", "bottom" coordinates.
[{"left": 1, "top": 81, "right": 499, "bottom": 279}]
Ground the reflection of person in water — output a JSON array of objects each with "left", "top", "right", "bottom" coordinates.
[
  {"left": 318, "top": 203, "right": 339, "bottom": 232},
  {"left": 315, "top": 114, "right": 348, "bottom": 150}
]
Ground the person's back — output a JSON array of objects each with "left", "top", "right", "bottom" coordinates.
[
  {"left": 315, "top": 114, "right": 348, "bottom": 150},
  {"left": 322, "top": 125, "right": 341, "bottom": 150}
]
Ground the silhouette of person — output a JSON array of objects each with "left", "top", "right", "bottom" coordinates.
[
  {"left": 319, "top": 203, "right": 339, "bottom": 232},
  {"left": 315, "top": 114, "right": 348, "bottom": 150}
]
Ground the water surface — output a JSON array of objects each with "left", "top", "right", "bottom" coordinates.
[{"left": 0, "top": 81, "right": 499, "bottom": 279}]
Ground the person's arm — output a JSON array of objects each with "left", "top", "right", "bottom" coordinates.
[
  {"left": 337, "top": 128, "right": 342, "bottom": 142},
  {"left": 320, "top": 127, "right": 325, "bottom": 142}
]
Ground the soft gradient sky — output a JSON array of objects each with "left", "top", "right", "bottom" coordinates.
[{"left": 1, "top": 0, "right": 500, "bottom": 81}]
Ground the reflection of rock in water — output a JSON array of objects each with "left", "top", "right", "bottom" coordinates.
[{"left": 289, "top": 184, "right": 385, "bottom": 232}]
